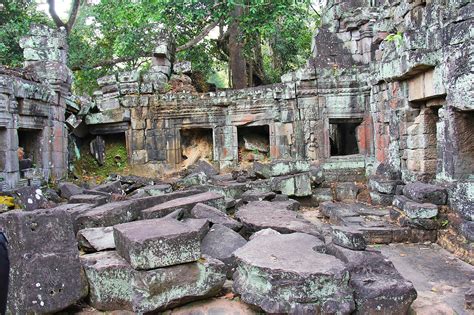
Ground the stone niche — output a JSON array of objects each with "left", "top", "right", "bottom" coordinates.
[
  {"left": 329, "top": 118, "right": 362, "bottom": 157},
  {"left": 237, "top": 125, "right": 270, "bottom": 163},
  {"left": 453, "top": 110, "right": 474, "bottom": 180},
  {"left": 179, "top": 127, "right": 214, "bottom": 167},
  {"left": 18, "top": 128, "right": 43, "bottom": 178}
]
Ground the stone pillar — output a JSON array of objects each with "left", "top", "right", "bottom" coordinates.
[{"left": 19, "top": 25, "right": 72, "bottom": 181}]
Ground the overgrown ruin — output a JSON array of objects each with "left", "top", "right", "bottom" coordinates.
[{"left": 0, "top": 0, "right": 472, "bottom": 314}]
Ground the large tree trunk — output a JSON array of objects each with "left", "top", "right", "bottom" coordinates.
[{"left": 228, "top": 5, "right": 247, "bottom": 89}]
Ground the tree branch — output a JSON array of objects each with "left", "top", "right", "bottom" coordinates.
[
  {"left": 47, "top": 0, "right": 66, "bottom": 29},
  {"left": 66, "top": 0, "right": 81, "bottom": 33},
  {"left": 176, "top": 18, "right": 221, "bottom": 52}
]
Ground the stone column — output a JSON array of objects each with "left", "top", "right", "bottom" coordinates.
[{"left": 19, "top": 25, "right": 72, "bottom": 181}]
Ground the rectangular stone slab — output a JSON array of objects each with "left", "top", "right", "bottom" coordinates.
[
  {"left": 69, "top": 194, "right": 108, "bottom": 206},
  {"left": 141, "top": 191, "right": 225, "bottom": 219},
  {"left": 114, "top": 218, "right": 201, "bottom": 269}
]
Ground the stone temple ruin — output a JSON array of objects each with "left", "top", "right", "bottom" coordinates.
[{"left": 0, "top": 0, "right": 473, "bottom": 314}]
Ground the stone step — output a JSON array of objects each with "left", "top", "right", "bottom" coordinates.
[{"left": 403, "top": 182, "right": 448, "bottom": 205}]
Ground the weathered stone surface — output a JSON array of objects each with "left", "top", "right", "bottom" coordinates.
[
  {"left": 236, "top": 201, "right": 322, "bottom": 238},
  {"left": 142, "top": 184, "right": 172, "bottom": 196},
  {"left": 466, "top": 287, "right": 474, "bottom": 310},
  {"left": 233, "top": 233, "right": 355, "bottom": 314},
  {"left": 190, "top": 203, "right": 242, "bottom": 231},
  {"left": 141, "top": 191, "right": 225, "bottom": 219},
  {"left": 327, "top": 245, "right": 417, "bottom": 315},
  {"left": 0, "top": 209, "right": 86, "bottom": 313},
  {"left": 270, "top": 172, "right": 312, "bottom": 197},
  {"left": 114, "top": 218, "right": 201, "bottom": 269},
  {"left": 332, "top": 226, "right": 367, "bottom": 250},
  {"left": 187, "top": 159, "right": 219, "bottom": 177},
  {"left": 81, "top": 251, "right": 134, "bottom": 311},
  {"left": 403, "top": 182, "right": 448, "bottom": 205},
  {"left": 77, "top": 226, "right": 115, "bottom": 252},
  {"left": 369, "top": 177, "right": 402, "bottom": 194},
  {"left": 132, "top": 256, "right": 226, "bottom": 313},
  {"left": 201, "top": 224, "right": 247, "bottom": 278},
  {"left": 313, "top": 187, "right": 334, "bottom": 204},
  {"left": 75, "top": 190, "right": 201, "bottom": 230},
  {"left": 93, "top": 180, "right": 123, "bottom": 194},
  {"left": 82, "top": 251, "right": 227, "bottom": 313},
  {"left": 393, "top": 195, "right": 438, "bottom": 219},
  {"left": 59, "top": 182, "right": 84, "bottom": 199},
  {"left": 335, "top": 182, "right": 360, "bottom": 201},
  {"left": 69, "top": 194, "right": 108, "bottom": 206},
  {"left": 249, "top": 228, "right": 281, "bottom": 240},
  {"left": 370, "top": 191, "right": 395, "bottom": 206},
  {"left": 254, "top": 160, "right": 310, "bottom": 178},
  {"left": 12, "top": 186, "right": 49, "bottom": 211},
  {"left": 241, "top": 189, "right": 276, "bottom": 202}
]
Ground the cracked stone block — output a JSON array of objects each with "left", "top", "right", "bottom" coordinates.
[
  {"left": 141, "top": 191, "right": 225, "bottom": 219},
  {"left": 77, "top": 226, "right": 115, "bottom": 252},
  {"left": 69, "top": 194, "right": 108, "bottom": 206},
  {"left": 58, "top": 182, "right": 84, "bottom": 199},
  {"left": 12, "top": 186, "right": 49, "bottom": 211},
  {"left": 233, "top": 233, "right": 355, "bottom": 314},
  {"left": 241, "top": 190, "right": 276, "bottom": 202},
  {"left": 335, "top": 182, "right": 360, "bottom": 201},
  {"left": 114, "top": 218, "right": 201, "bottom": 270},
  {"left": 270, "top": 172, "right": 312, "bottom": 197},
  {"left": 393, "top": 195, "right": 438, "bottom": 219},
  {"left": 332, "top": 226, "right": 367, "bottom": 250},
  {"left": 201, "top": 224, "right": 247, "bottom": 278},
  {"left": 0, "top": 209, "right": 86, "bottom": 313},
  {"left": 403, "top": 182, "right": 447, "bottom": 205},
  {"left": 313, "top": 188, "right": 334, "bottom": 204},
  {"left": 93, "top": 180, "right": 123, "bottom": 194},
  {"left": 235, "top": 201, "right": 322, "bottom": 239},
  {"left": 142, "top": 184, "right": 172, "bottom": 196},
  {"left": 328, "top": 245, "right": 417, "bottom": 314},
  {"left": 190, "top": 203, "right": 242, "bottom": 231}
]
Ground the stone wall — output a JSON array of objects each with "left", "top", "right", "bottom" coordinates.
[{"left": 0, "top": 25, "right": 70, "bottom": 189}]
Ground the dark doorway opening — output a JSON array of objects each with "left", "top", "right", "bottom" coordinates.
[
  {"left": 329, "top": 119, "right": 361, "bottom": 156},
  {"left": 180, "top": 128, "right": 214, "bottom": 166},
  {"left": 18, "top": 128, "right": 42, "bottom": 177},
  {"left": 237, "top": 125, "right": 270, "bottom": 162}
]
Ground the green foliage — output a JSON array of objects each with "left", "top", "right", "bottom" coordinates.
[
  {"left": 0, "top": 0, "right": 50, "bottom": 67},
  {"left": 385, "top": 31, "right": 404, "bottom": 47}
]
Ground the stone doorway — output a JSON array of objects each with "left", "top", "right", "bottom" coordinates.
[
  {"left": 18, "top": 128, "right": 42, "bottom": 178},
  {"left": 329, "top": 119, "right": 361, "bottom": 156},
  {"left": 237, "top": 125, "right": 270, "bottom": 163},
  {"left": 180, "top": 128, "right": 214, "bottom": 167}
]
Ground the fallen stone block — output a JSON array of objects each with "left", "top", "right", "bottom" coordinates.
[
  {"left": 132, "top": 255, "right": 226, "bottom": 313},
  {"left": 249, "top": 228, "right": 281, "bottom": 240},
  {"left": 393, "top": 195, "right": 438, "bottom": 219},
  {"left": 327, "top": 244, "right": 417, "bottom": 314},
  {"left": 180, "top": 218, "right": 210, "bottom": 240},
  {"left": 80, "top": 251, "right": 133, "bottom": 311},
  {"left": 313, "top": 187, "right": 334, "bottom": 204},
  {"left": 332, "top": 226, "right": 366, "bottom": 250},
  {"left": 241, "top": 190, "right": 276, "bottom": 202},
  {"left": 77, "top": 226, "right": 115, "bottom": 252},
  {"left": 235, "top": 201, "right": 322, "bottom": 238},
  {"left": 335, "top": 182, "right": 359, "bottom": 201},
  {"left": 0, "top": 209, "right": 86, "bottom": 313},
  {"left": 201, "top": 224, "right": 247, "bottom": 278},
  {"left": 190, "top": 203, "right": 242, "bottom": 231},
  {"left": 270, "top": 172, "right": 312, "bottom": 197},
  {"left": 12, "top": 186, "right": 49, "bottom": 211},
  {"left": 59, "top": 182, "right": 84, "bottom": 199},
  {"left": 93, "top": 180, "right": 123, "bottom": 194},
  {"left": 319, "top": 201, "right": 359, "bottom": 224},
  {"left": 75, "top": 190, "right": 202, "bottom": 230},
  {"left": 403, "top": 182, "right": 448, "bottom": 205},
  {"left": 233, "top": 233, "right": 354, "bottom": 314},
  {"left": 254, "top": 160, "right": 310, "bottom": 178},
  {"left": 465, "top": 286, "right": 474, "bottom": 310},
  {"left": 69, "top": 194, "right": 108, "bottom": 206},
  {"left": 370, "top": 191, "right": 394, "bottom": 206},
  {"left": 141, "top": 191, "right": 225, "bottom": 219},
  {"left": 114, "top": 218, "right": 201, "bottom": 269},
  {"left": 187, "top": 159, "right": 219, "bottom": 177},
  {"left": 142, "top": 184, "right": 172, "bottom": 196},
  {"left": 368, "top": 176, "right": 402, "bottom": 194},
  {"left": 275, "top": 199, "right": 300, "bottom": 211}
]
